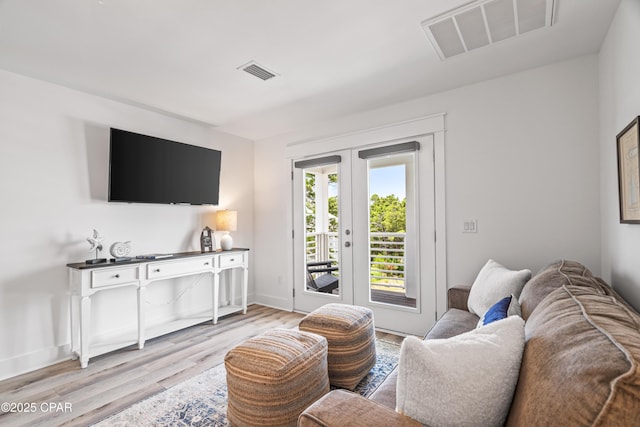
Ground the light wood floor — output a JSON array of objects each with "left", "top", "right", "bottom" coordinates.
[
  {"left": 0, "top": 305, "right": 404, "bottom": 427},
  {"left": 0, "top": 305, "right": 305, "bottom": 427}
]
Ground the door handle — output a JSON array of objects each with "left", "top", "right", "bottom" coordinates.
[{"left": 344, "top": 241, "right": 351, "bottom": 248}]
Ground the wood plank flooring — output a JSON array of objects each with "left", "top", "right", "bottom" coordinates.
[
  {"left": 0, "top": 305, "right": 404, "bottom": 427},
  {"left": 0, "top": 305, "right": 305, "bottom": 427},
  {"left": 371, "top": 289, "right": 417, "bottom": 308}
]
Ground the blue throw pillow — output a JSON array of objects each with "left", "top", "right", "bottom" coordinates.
[{"left": 481, "top": 296, "right": 512, "bottom": 326}]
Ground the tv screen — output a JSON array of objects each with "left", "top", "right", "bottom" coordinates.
[{"left": 108, "top": 128, "right": 221, "bottom": 205}]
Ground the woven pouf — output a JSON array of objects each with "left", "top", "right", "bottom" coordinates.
[
  {"left": 299, "top": 303, "right": 376, "bottom": 390},
  {"left": 224, "top": 328, "right": 329, "bottom": 427}
]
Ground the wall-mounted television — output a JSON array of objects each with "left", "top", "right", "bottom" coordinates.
[{"left": 108, "top": 128, "right": 221, "bottom": 205}]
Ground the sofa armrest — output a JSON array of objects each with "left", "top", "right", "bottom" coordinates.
[
  {"left": 298, "top": 390, "right": 420, "bottom": 427},
  {"left": 447, "top": 284, "right": 472, "bottom": 311}
]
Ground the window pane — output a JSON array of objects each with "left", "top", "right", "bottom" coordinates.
[
  {"left": 368, "top": 153, "right": 416, "bottom": 308},
  {"left": 303, "top": 164, "right": 340, "bottom": 295}
]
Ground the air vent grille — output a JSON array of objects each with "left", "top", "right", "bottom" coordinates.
[
  {"left": 422, "top": 0, "right": 555, "bottom": 60},
  {"left": 238, "top": 61, "right": 278, "bottom": 81}
]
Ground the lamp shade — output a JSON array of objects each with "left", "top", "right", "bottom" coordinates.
[{"left": 215, "top": 210, "right": 237, "bottom": 232}]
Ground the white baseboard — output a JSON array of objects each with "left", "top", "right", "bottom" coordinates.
[
  {"left": 253, "top": 293, "right": 293, "bottom": 312},
  {"left": 0, "top": 344, "right": 71, "bottom": 382},
  {"left": 0, "top": 300, "right": 260, "bottom": 381}
]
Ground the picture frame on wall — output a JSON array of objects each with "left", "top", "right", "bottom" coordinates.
[{"left": 617, "top": 116, "right": 640, "bottom": 224}]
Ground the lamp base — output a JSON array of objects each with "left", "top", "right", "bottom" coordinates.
[{"left": 220, "top": 233, "right": 233, "bottom": 251}]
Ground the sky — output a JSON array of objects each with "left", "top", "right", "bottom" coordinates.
[
  {"left": 369, "top": 165, "right": 405, "bottom": 199},
  {"left": 326, "top": 164, "right": 406, "bottom": 199}
]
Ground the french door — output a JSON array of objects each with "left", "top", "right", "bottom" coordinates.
[
  {"left": 292, "top": 136, "right": 437, "bottom": 336},
  {"left": 292, "top": 150, "right": 354, "bottom": 312}
]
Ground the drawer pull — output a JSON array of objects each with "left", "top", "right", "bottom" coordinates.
[
  {"left": 230, "top": 259, "right": 235, "bottom": 262},
  {"left": 154, "top": 269, "right": 160, "bottom": 273},
  {"left": 204, "top": 262, "right": 210, "bottom": 266},
  {"left": 114, "top": 274, "right": 120, "bottom": 279}
]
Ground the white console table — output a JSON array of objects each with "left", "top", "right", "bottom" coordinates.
[{"left": 67, "top": 249, "right": 249, "bottom": 368}]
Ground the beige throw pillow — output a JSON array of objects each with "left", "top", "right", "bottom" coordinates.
[
  {"left": 396, "top": 316, "right": 525, "bottom": 427},
  {"left": 467, "top": 259, "right": 531, "bottom": 316}
]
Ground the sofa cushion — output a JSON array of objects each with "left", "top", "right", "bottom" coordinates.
[
  {"left": 448, "top": 284, "right": 472, "bottom": 311},
  {"left": 299, "top": 390, "right": 420, "bottom": 427},
  {"left": 507, "top": 281, "right": 640, "bottom": 426},
  {"left": 519, "top": 259, "right": 592, "bottom": 320},
  {"left": 368, "top": 367, "right": 399, "bottom": 410},
  {"left": 369, "top": 308, "right": 479, "bottom": 410},
  {"left": 468, "top": 259, "right": 531, "bottom": 316},
  {"left": 425, "top": 308, "right": 480, "bottom": 340},
  {"left": 396, "top": 316, "right": 525, "bottom": 427}
]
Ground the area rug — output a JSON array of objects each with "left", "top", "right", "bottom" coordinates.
[{"left": 94, "top": 339, "right": 400, "bottom": 427}]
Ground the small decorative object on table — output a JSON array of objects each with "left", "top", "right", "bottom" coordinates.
[
  {"left": 216, "top": 209, "right": 237, "bottom": 251},
  {"left": 85, "top": 229, "right": 107, "bottom": 264},
  {"left": 200, "top": 226, "right": 215, "bottom": 252},
  {"left": 110, "top": 241, "right": 132, "bottom": 262}
]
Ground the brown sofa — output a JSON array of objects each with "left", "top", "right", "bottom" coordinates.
[{"left": 299, "top": 260, "right": 640, "bottom": 426}]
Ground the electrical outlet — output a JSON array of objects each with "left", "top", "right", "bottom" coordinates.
[{"left": 463, "top": 219, "right": 478, "bottom": 233}]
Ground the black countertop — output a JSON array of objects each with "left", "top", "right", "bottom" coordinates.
[{"left": 67, "top": 248, "right": 249, "bottom": 270}]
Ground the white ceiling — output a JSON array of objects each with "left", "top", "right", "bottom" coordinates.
[{"left": 0, "top": 0, "right": 620, "bottom": 141}]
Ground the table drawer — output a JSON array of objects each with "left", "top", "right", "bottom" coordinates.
[
  {"left": 147, "top": 257, "right": 214, "bottom": 280},
  {"left": 219, "top": 253, "right": 244, "bottom": 269},
  {"left": 91, "top": 267, "right": 138, "bottom": 289}
]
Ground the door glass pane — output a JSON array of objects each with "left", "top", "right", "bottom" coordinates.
[
  {"left": 304, "top": 164, "right": 340, "bottom": 295},
  {"left": 367, "top": 153, "right": 417, "bottom": 308}
]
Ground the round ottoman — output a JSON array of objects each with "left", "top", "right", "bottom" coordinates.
[
  {"left": 224, "top": 328, "right": 329, "bottom": 427},
  {"left": 299, "top": 303, "right": 376, "bottom": 390}
]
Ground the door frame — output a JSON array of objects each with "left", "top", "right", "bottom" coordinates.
[{"left": 285, "top": 114, "right": 448, "bottom": 327}]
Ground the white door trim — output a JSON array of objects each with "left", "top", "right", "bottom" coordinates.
[{"left": 284, "top": 113, "right": 445, "bottom": 159}]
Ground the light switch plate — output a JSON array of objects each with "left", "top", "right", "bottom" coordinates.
[{"left": 463, "top": 219, "right": 478, "bottom": 233}]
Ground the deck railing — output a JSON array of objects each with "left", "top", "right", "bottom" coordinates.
[
  {"left": 306, "top": 232, "right": 339, "bottom": 264},
  {"left": 369, "top": 232, "right": 405, "bottom": 289},
  {"left": 305, "top": 231, "right": 406, "bottom": 290}
]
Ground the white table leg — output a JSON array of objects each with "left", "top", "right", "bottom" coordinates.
[
  {"left": 79, "top": 296, "right": 91, "bottom": 368},
  {"left": 230, "top": 268, "right": 236, "bottom": 307},
  {"left": 242, "top": 266, "right": 248, "bottom": 314},
  {"left": 69, "top": 294, "right": 78, "bottom": 360},
  {"left": 213, "top": 271, "right": 220, "bottom": 324},
  {"left": 137, "top": 285, "right": 146, "bottom": 349}
]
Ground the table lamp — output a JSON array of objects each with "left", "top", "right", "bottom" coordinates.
[{"left": 216, "top": 210, "right": 237, "bottom": 251}]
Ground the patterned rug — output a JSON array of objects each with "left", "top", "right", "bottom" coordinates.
[{"left": 94, "top": 339, "right": 400, "bottom": 427}]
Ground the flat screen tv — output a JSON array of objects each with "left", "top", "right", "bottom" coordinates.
[{"left": 108, "top": 128, "right": 221, "bottom": 205}]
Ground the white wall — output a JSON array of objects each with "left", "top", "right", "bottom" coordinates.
[
  {"left": 254, "top": 55, "right": 601, "bottom": 311},
  {"left": 253, "top": 141, "right": 293, "bottom": 310},
  {"left": 599, "top": 0, "right": 640, "bottom": 310},
  {"left": 0, "top": 69, "right": 254, "bottom": 380}
]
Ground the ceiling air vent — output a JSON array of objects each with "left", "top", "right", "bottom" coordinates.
[
  {"left": 238, "top": 61, "right": 279, "bottom": 81},
  {"left": 421, "top": 0, "right": 555, "bottom": 60}
]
